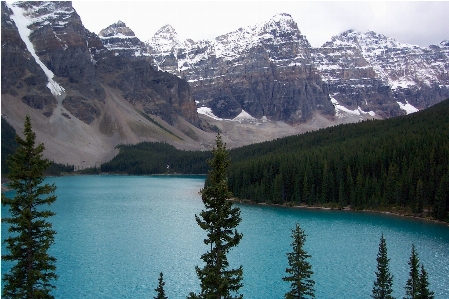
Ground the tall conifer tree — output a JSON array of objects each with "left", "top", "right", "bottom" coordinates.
[
  {"left": 283, "top": 223, "right": 315, "bottom": 299},
  {"left": 372, "top": 234, "right": 395, "bottom": 299},
  {"left": 404, "top": 245, "right": 420, "bottom": 299},
  {"left": 417, "top": 265, "right": 434, "bottom": 299},
  {"left": 2, "top": 115, "right": 58, "bottom": 298},
  {"left": 188, "top": 133, "right": 243, "bottom": 299}
]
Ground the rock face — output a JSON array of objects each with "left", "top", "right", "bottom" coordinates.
[
  {"left": 1, "top": 1, "right": 203, "bottom": 167},
  {"left": 98, "top": 21, "right": 150, "bottom": 58},
  {"left": 147, "top": 13, "right": 335, "bottom": 122},
  {"left": 147, "top": 15, "right": 449, "bottom": 120},
  {"left": 314, "top": 30, "right": 449, "bottom": 118},
  {"left": 1, "top": 1, "right": 199, "bottom": 126}
]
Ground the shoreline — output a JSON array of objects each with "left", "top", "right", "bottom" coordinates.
[{"left": 228, "top": 198, "right": 449, "bottom": 227}]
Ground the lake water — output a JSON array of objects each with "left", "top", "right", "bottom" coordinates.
[{"left": 2, "top": 175, "right": 449, "bottom": 299}]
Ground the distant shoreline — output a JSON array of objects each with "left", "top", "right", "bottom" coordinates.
[{"left": 228, "top": 198, "right": 449, "bottom": 227}]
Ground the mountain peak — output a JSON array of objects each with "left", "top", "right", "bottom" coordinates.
[
  {"left": 99, "top": 21, "right": 135, "bottom": 37},
  {"left": 261, "top": 12, "right": 299, "bottom": 33},
  {"left": 155, "top": 24, "right": 178, "bottom": 36},
  {"left": 147, "top": 24, "right": 182, "bottom": 54}
]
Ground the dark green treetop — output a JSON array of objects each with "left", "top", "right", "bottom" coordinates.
[
  {"left": 188, "top": 133, "right": 243, "bottom": 299},
  {"left": 283, "top": 223, "right": 315, "bottom": 299},
  {"left": 404, "top": 245, "right": 420, "bottom": 299},
  {"left": 372, "top": 234, "right": 395, "bottom": 299},
  {"left": 154, "top": 272, "right": 168, "bottom": 299},
  {"left": 417, "top": 265, "right": 434, "bottom": 299},
  {"left": 2, "top": 115, "right": 58, "bottom": 299}
]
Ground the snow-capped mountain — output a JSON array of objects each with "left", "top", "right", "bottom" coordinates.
[
  {"left": 146, "top": 15, "right": 449, "bottom": 120},
  {"left": 146, "top": 13, "right": 334, "bottom": 122},
  {"left": 316, "top": 30, "right": 449, "bottom": 117},
  {"left": 98, "top": 21, "right": 150, "bottom": 57},
  {"left": 1, "top": 1, "right": 202, "bottom": 167}
]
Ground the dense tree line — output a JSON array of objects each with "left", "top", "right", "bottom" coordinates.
[
  {"left": 227, "top": 99, "right": 449, "bottom": 222},
  {"left": 100, "top": 99, "right": 449, "bottom": 221},
  {"left": 101, "top": 142, "right": 211, "bottom": 174}
]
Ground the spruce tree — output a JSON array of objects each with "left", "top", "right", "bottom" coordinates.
[
  {"left": 404, "top": 245, "right": 420, "bottom": 299},
  {"left": 2, "top": 115, "right": 58, "bottom": 299},
  {"left": 372, "top": 234, "right": 395, "bottom": 299},
  {"left": 154, "top": 272, "right": 168, "bottom": 299},
  {"left": 283, "top": 223, "right": 315, "bottom": 299},
  {"left": 188, "top": 133, "right": 243, "bottom": 299},
  {"left": 417, "top": 265, "right": 434, "bottom": 299}
]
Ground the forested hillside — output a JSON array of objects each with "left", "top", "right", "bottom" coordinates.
[
  {"left": 101, "top": 142, "right": 210, "bottom": 174},
  {"left": 101, "top": 99, "right": 449, "bottom": 221},
  {"left": 227, "top": 99, "right": 449, "bottom": 221}
]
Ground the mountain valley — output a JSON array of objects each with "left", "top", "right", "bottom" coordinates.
[{"left": 1, "top": 1, "right": 448, "bottom": 168}]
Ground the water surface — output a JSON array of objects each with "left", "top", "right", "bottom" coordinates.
[{"left": 2, "top": 175, "right": 448, "bottom": 298}]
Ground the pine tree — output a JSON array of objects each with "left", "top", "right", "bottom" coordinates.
[
  {"left": 404, "top": 245, "right": 420, "bottom": 299},
  {"left": 154, "top": 272, "right": 168, "bottom": 299},
  {"left": 283, "top": 223, "right": 315, "bottom": 299},
  {"left": 417, "top": 265, "right": 434, "bottom": 299},
  {"left": 372, "top": 234, "right": 395, "bottom": 299},
  {"left": 2, "top": 115, "right": 58, "bottom": 299},
  {"left": 188, "top": 133, "right": 243, "bottom": 299}
]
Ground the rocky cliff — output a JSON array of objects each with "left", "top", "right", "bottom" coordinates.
[
  {"left": 146, "top": 14, "right": 449, "bottom": 121},
  {"left": 314, "top": 30, "right": 449, "bottom": 118},
  {"left": 147, "top": 13, "right": 335, "bottom": 122},
  {"left": 2, "top": 2, "right": 448, "bottom": 167},
  {"left": 1, "top": 1, "right": 205, "bottom": 167}
]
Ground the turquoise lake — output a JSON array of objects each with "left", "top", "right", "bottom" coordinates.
[{"left": 2, "top": 175, "right": 449, "bottom": 298}]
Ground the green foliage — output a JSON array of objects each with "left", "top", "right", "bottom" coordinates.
[
  {"left": 154, "top": 272, "right": 168, "bottom": 299},
  {"left": 417, "top": 265, "right": 434, "bottom": 299},
  {"left": 2, "top": 115, "right": 58, "bottom": 299},
  {"left": 283, "top": 223, "right": 315, "bottom": 299},
  {"left": 100, "top": 99, "right": 449, "bottom": 221},
  {"left": 101, "top": 142, "right": 210, "bottom": 174},
  {"left": 189, "top": 134, "right": 243, "bottom": 299},
  {"left": 404, "top": 245, "right": 420, "bottom": 299},
  {"left": 404, "top": 245, "right": 434, "bottom": 299},
  {"left": 2, "top": 117, "right": 74, "bottom": 176},
  {"left": 1, "top": 117, "right": 19, "bottom": 175},
  {"left": 372, "top": 234, "right": 395, "bottom": 299},
  {"left": 227, "top": 99, "right": 449, "bottom": 221}
]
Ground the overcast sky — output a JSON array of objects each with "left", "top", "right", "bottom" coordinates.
[{"left": 72, "top": 1, "right": 449, "bottom": 48}]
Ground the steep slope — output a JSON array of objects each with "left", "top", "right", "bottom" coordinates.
[
  {"left": 1, "top": 1, "right": 209, "bottom": 168},
  {"left": 147, "top": 16, "right": 449, "bottom": 121},
  {"left": 314, "top": 30, "right": 449, "bottom": 117},
  {"left": 147, "top": 13, "right": 335, "bottom": 122},
  {"left": 98, "top": 20, "right": 150, "bottom": 58}
]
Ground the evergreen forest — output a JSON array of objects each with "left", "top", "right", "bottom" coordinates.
[
  {"left": 227, "top": 99, "right": 449, "bottom": 222},
  {"left": 101, "top": 99, "right": 449, "bottom": 222}
]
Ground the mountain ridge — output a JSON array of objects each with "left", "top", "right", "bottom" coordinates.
[{"left": 2, "top": 2, "right": 448, "bottom": 168}]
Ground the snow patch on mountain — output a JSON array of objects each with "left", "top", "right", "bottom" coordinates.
[
  {"left": 232, "top": 110, "right": 257, "bottom": 123},
  {"left": 397, "top": 101, "right": 419, "bottom": 114},
  {"left": 147, "top": 13, "right": 310, "bottom": 75},
  {"left": 6, "top": 2, "right": 65, "bottom": 97},
  {"left": 331, "top": 97, "right": 375, "bottom": 119},
  {"left": 198, "top": 107, "right": 258, "bottom": 123},
  {"left": 197, "top": 107, "right": 222, "bottom": 120}
]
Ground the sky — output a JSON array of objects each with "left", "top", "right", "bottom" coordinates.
[{"left": 72, "top": 1, "right": 449, "bottom": 48}]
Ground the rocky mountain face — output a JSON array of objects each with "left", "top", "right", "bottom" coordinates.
[
  {"left": 147, "top": 14, "right": 335, "bottom": 122},
  {"left": 314, "top": 30, "right": 449, "bottom": 118},
  {"left": 1, "top": 1, "right": 203, "bottom": 167},
  {"left": 2, "top": 1, "right": 448, "bottom": 167},
  {"left": 146, "top": 14, "right": 449, "bottom": 120}
]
